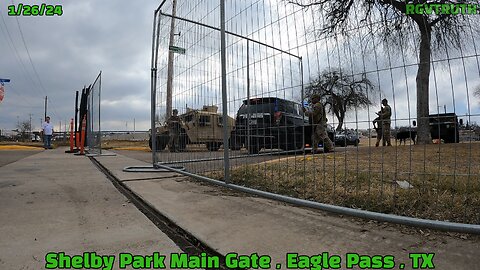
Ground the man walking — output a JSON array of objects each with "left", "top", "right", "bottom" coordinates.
[
  {"left": 303, "top": 94, "right": 334, "bottom": 153},
  {"left": 167, "top": 109, "right": 182, "bottom": 152},
  {"left": 375, "top": 98, "right": 392, "bottom": 147},
  {"left": 42, "top": 116, "right": 54, "bottom": 149}
]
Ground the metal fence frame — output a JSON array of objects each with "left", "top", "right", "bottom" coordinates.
[{"left": 124, "top": 0, "right": 480, "bottom": 234}]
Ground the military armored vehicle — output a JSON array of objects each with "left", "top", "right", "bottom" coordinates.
[
  {"left": 413, "top": 113, "right": 460, "bottom": 143},
  {"left": 429, "top": 113, "right": 460, "bottom": 143},
  {"left": 149, "top": 105, "right": 235, "bottom": 151},
  {"left": 229, "top": 97, "right": 335, "bottom": 154}
]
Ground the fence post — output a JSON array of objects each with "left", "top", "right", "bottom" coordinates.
[
  {"left": 220, "top": 0, "right": 230, "bottom": 184},
  {"left": 69, "top": 118, "right": 74, "bottom": 152}
]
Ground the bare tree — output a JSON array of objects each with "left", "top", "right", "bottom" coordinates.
[
  {"left": 16, "top": 120, "right": 31, "bottom": 141},
  {"left": 289, "top": 0, "right": 477, "bottom": 144},
  {"left": 475, "top": 85, "right": 480, "bottom": 101},
  {"left": 307, "top": 69, "right": 377, "bottom": 130}
]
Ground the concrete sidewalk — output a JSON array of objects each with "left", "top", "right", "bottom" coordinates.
[
  {"left": 96, "top": 153, "right": 479, "bottom": 270},
  {"left": 0, "top": 148, "right": 181, "bottom": 270},
  {"left": 1, "top": 147, "right": 478, "bottom": 269}
]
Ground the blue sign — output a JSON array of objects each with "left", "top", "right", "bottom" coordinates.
[{"left": 0, "top": 78, "right": 10, "bottom": 85}]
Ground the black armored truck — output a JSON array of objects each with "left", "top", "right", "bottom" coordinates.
[{"left": 229, "top": 97, "right": 334, "bottom": 154}]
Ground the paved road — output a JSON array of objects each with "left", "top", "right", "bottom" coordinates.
[
  {"left": 114, "top": 148, "right": 307, "bottom": 173},
  {"left": 113, "top": 144, "right": 357, "bottom": 174},
  {"left": 0, "top": 148, "right": 181, "bottom": 269},
  {"left": 0, "top": 150, "right": 42, "bottom": 167}
]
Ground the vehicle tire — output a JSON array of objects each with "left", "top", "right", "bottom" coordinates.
[
  {"left": 149, "top": 135, "right": 168, "bottom": 151},
  {"left": 178, "top": 133, "right": 187, "bottom": 151},
  {"left": 229, "top": 135, "right": 242, "bottom": 150},
  {"left": 248, "top": 138, "right": 261, "bottom": 154},
  {"left": 285, "top": 136, "right": 303, "bottom": 151},
  {"left": 354, "top": 139, "right": 359, "bottom": 147},
  {"left": 206, "top": 142, "right": 221, "bottom": 151},
  {"left": 335, "top": 140, "right": 345, "bottom": 147}
]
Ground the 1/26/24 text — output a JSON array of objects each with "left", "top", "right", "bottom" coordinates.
[{"left": 8, "top": 3, "right": 63, "bottom": 16}]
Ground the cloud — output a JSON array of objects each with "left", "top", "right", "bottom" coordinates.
[
  {"left": 1, "top": 0, "right": 479, "bottom": 134},
  {"left": 0, "top": 0, "right": 158, "bottom": 131}
]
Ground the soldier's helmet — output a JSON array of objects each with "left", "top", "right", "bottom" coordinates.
[
  {"left": 172, "top": 109, "right": 178, "bottom": 114},
  {"left": 310, "top": 94, "right": 320, "bottom": 100},
  {"left": 382, "top": 98, "right": 388, "bottom": 103}
]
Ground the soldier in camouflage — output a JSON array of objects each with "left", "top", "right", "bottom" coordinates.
[
  {"left": 167, "top": 109, "right": 182, "bottom": 152},
  {"left": 303, "top": 94, "right": 334, "bottom": 153},
  {"left": 375, "top": 98, "right": 392, "bottom": 147}
]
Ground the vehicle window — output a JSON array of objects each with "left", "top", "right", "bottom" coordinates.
[
  {"left": 294, "top": 104, "right": 302, "bottom": 115},
  {"left": 238, "top": 101, "right": 275, "bottom": 114},
  {"left": 199, "top": 115, "right": 211, "bottom": 126},
  {"left": 218, "top": 116, "right": 223, "bottom": 126},
  {"left": 184, "top": 114, "right": 193, "bottom": 122},
  {"left": 285, "top": 102, "right": 296, "bottom": 114}
]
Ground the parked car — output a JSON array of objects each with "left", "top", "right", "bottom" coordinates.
[
  {"left": 31, "top": 134, "right": 41, "bottom": 142},
  {"left": 334, "top": 130, "right": 360, "bottom": 147}
]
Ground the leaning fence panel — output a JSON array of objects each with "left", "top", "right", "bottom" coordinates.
[
  {"left": 86, "top": 72, "right": 102, "bottom": 155},
  {"left": 152, "top": 0, "right": 480, "bottom": 226}
]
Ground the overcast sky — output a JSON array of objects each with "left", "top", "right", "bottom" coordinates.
[
  {"left": 1, "top": 0, "right": 479, "bottom": 134},
  {"left": 0, "top": 0, "right": 158, "bottom": 132}
]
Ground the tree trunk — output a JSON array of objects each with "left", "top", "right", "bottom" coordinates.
[
  {"left": 336, "top": 111, "right": 345, "bottom": 131},
  {"left": 336, "top": 122, "right": 343, "bottom": 131},
  {"left": 416, "top": 27, "right": 432, "bottom": 144}
]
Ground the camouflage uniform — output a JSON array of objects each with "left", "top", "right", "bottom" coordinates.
[
  {"left": 376, "top": 101, "right": 392, "bottom": 147},
  {"left": 308, "top": 100, "right": 334, "bottom": 153},
  {"left": 167, "top": 114, "right": 182, "bottom": 152}
]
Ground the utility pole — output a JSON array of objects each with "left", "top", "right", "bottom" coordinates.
[
  {"left": 44, "top": 96, "right": 48, "bottom": 119},
  {"left": 64, "top": 120, "right": 67, "bottom": 142},
  {"left": 133, "top": 118, "right": 136, "bottom": 140},
  {"left": 29, "top": 113, "right": 33, "bottom": 138},
  {"left": 165, "top": 0, "right": 178, "bottom": 118}
]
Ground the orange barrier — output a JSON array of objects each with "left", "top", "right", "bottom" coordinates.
[
  {"left": 75, "top": 132, "right": 80, "bottom": 149},
  {"left": 69, "top": 118, "right": 74, "bottom": 152},
  {"left": 80, "top": 115, "right": 86, "bottom": 155}
]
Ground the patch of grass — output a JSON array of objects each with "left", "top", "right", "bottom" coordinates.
[
  {"left": 0, "top": 141, "right": 44, "bottom": 147},
  {"left": 0, "top": 145, "right": 44, "bottom": 150},
  {"left": 102, "top": 140, "right": 148, "bottom": 149},
  {"left": 205, "top": 143, "right": 480, "bottom": 224}
]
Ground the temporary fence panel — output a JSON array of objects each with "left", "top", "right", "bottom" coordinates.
[
  {"left": 87, "top": 72, "right": 102, "bottom": 155},
  {"left": 151, "top": 0, "right": 480, "bottom": 226}
]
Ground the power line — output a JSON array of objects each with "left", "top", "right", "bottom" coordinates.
[
  {"left": 10, "top": 1, "right": 60, "bottom": 118},
  {"left": 0, "top": 13, "right": 40, "bottom": 95},
  {"left": 1, "top": 84, "right": 42, "bottom": 110}
]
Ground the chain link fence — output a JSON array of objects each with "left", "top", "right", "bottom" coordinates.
[{"left": 149, "top": 0, "right": 480, "bottom": 227}]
